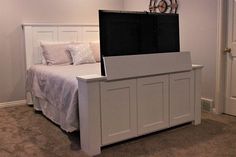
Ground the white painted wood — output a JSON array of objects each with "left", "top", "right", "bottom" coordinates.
[
  {"left": 169, "top": 71, "right": 194, "bottom": 126},
  {"left": 22, "top": 23, "right": 98, "bottom": 27},
  {"left": 225, "top": 0, "right": 236, "bottom": 116},
  {"left": 103, "top": 52, "right": 192, "bottom": 80},
  {"left": 193, "top": 68, "right": 203, "bottom": 125},
  {"left": 58, "top": 27, "right": 83, "bottom": 42},
  {"left": 32, "top": 27, "right": 58, "bottom": 66},
  {"left": 77, "top": 74, "right": 106, "bottom": 82},
  {"left": 225, "top": 57, "right": 236, "bottom": 114},
  {"left": 100, "top": 79, "right": 137, "bottom": 145},
  {"left": 24, "top": 26, "right": 34, "bottom": 70},
  {"left": 76, "top": 65, "right": 202, "bottom": 156},
  {"left": 192, "top": 64, "right": 204, "bottom": 69},
  {"left": 231, "top": 60, "right": 236, "bottom": 96},
  {"left": 0, "top": 100, "right": 26, "bottom": 109},
  {"left": 82, "top": 27, "right": 99, "bottom": 42},
  {"left": 215, "top": 0, "right": 227, "bottom": 114},
  {"left": 23, "top": 24, "right": 99, "bottom": 70},
  {"left": 77, "top": 79, "right": 101, "bottom": 156},
  {"left": 137, "top": 75, "right": 169, "bottom": 135}
]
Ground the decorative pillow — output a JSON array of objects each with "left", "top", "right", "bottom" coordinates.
[
  {"left": 40, "top": 42, "right": 72, "bottom": 65},
  {"left": 89, "top": 42, "right": 100, "bottom": 62},
  {"left": 67, "top": 43, "right": 96, "bottom": 65}
]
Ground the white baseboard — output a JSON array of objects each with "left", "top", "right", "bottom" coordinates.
[{"left": 0, "top": 100, "right": 26, "bottom": 109}]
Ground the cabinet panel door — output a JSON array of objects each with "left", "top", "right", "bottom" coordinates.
[
  {"left": 101, "top": 79, "right": 137, "bottom": 145},
  {"left": 137, "top": 75, "right": 169, "bottom": 135},
  {"left": 170, "top": 71, "right": 194, "bottom": 126}
]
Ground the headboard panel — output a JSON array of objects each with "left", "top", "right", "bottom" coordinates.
[{"left": 23, "top": 24, "right": 99, "bottom": 69}]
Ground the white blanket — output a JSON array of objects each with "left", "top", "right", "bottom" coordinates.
[{"left": 26, "top": 63, "right": 101, "bottom": 132}]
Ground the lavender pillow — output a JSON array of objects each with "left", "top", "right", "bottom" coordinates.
[{"left": 67, "top": 43, "right": 96, "bottom": 65}]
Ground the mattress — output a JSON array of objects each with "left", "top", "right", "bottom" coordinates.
[{"left": 26, "top": 63, "right": 101, "bottom": 132}]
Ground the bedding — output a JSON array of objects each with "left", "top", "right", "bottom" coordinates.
[
  {"left": 41, "top": 42, "right": 73, "bottom": 65},
  {"left": 89, "top": 42, "right": 100, "bottom": 62},
  {"left": 40, "top": 41, "right": 71, "bottom": 65},
  {"left": 26, "top": 63, "right": 101, "bottom": 132},
  {"left": 67, "top": 43, "right": 96, "bottom": 65}
]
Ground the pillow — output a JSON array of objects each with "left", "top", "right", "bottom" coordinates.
[
  {"left": 40, "top": 41, "right": 71, "bottom": 64},
  {"left": 40, "top": 42, "right": 72, "bottom": 65},
  {"left": 89, "top": 42, "right": 100, "bottom": 62},
  {"left": 67, "top": 43, "right": 96, "bottom": 65}
]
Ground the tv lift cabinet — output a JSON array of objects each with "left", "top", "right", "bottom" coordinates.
[{"left": 77, "top": 52, "right": 203, "bottom": 156}]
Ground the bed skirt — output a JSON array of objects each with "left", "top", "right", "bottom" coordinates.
[{"left": 28, "top": 92, "right": 79, "bottom": 132}]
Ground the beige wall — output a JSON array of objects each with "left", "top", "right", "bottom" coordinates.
[
  {"left": 124, "top": 0, "right": 218, "bottom": 101},
  {"left": 0, "top": 0, "right": 219, "bottom": 103},
  {"left": 0, "top": 0, "right": 124, "bottom": 103}
]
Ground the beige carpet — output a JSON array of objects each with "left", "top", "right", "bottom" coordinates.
[{"left": 0, "top": 105, "right": 236, "bottom": 157}]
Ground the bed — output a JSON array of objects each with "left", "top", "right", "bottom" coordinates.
[
  {"left": 26, "top": 63, "right": 100, "bottom": 132},
  {"left": 23, "top": 23, "right": 203, "bottom": 156},
  {"left": 23, "top": 23, "right": 100, "bottom": 132}
]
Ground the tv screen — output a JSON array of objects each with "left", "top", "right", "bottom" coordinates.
[{"left": 99, "top": 10, "right": 180, "bottom": 75}]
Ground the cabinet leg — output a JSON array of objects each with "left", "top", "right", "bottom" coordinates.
[{"left": 192, "top": 119, "right": 201, "bottom": 125}]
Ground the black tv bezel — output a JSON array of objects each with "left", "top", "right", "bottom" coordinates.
[{"left": 99, "top": 10, "right": 180, "bottom": 76}]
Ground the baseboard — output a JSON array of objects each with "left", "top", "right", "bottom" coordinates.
[
  {"left": 0, "top": 100, "right": 26, "bottom": 109},
  {"left": 201, "top": 98, "right": 214, "bottom": 112}
]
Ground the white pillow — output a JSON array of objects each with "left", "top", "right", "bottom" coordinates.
[
  {"left": 89, "top": 41, "right": 100, "bottom": 62},
  {"left": 40, "top": 41, "right": 72, "bottom": 65},
  {"left": 41, "top": 43, "right": 73, "bottom": 65},
  {"left": 67, "top": 43, "right": 96, "bottom": 65}
]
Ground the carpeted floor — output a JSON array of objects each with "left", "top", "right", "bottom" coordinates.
[{"left": 0, "top": 105, "right": 236, "bottom": 157}]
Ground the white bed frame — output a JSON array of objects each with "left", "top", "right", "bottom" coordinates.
[
  {"left": 23, "top": 23, "right": 99, "bottom": 70},
  {"left": 23, "top": 24, "right": 203, "bottom": 156}
]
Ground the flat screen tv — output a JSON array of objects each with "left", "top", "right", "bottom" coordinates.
[{"left": 99, "top": 10, "right": 180, "bottom": 76}]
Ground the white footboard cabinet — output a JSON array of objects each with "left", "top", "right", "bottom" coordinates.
[
  {"left": 100, "top": 71, "right": 195, "bottom": 145},
  {"left": 77, "top": 52, "right": 203, "bottom": 156}
]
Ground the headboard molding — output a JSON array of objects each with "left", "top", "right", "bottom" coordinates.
[{"left": 23, "top": 23, "right": 99, "bottom": 69}]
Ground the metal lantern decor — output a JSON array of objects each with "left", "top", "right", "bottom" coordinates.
[{"left": 149, "top": 0, "right": 178, "bottom": 14}]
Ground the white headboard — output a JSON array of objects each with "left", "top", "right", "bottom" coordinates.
[{"left": 23, "top": 23, "right": 99, "bottom": 69}]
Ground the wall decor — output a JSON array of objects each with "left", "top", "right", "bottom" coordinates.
[{"left": 149, "top": 0, "right": 178, "bottom": 14}]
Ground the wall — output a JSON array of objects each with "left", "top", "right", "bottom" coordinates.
[
  {"left": 124, "top": 0, "right": 218, "bottom": 101},
  {"left": 0, "top": 0, "right": 219, "bottom": 103},
  {"left": 0, "top": 0, "right": 124, "bottom": 103}
]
